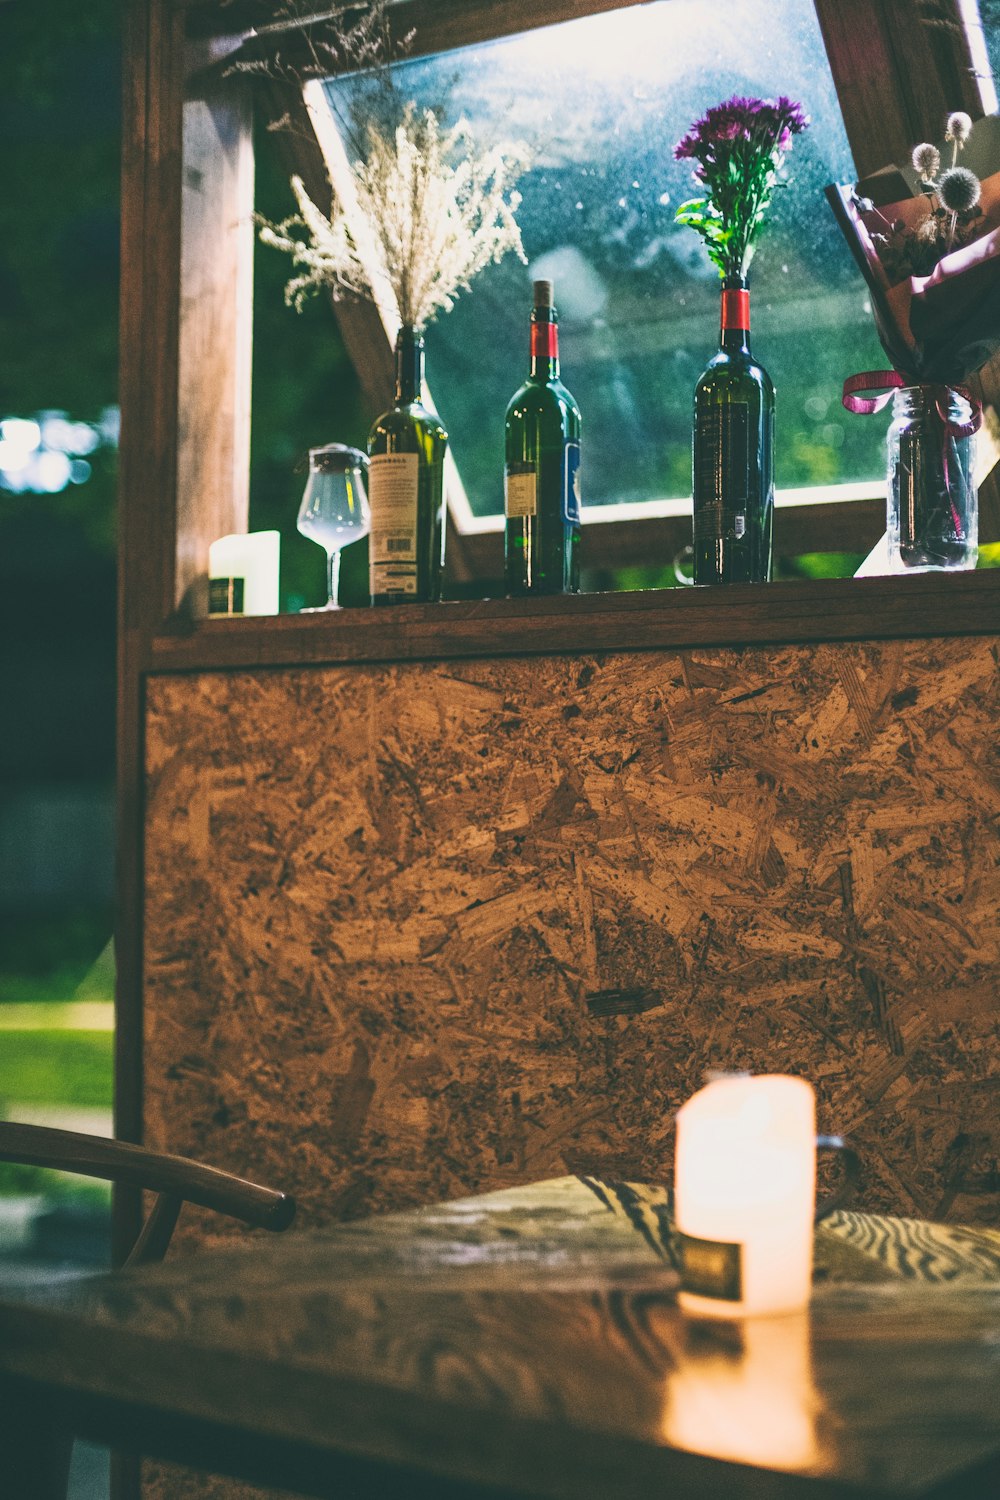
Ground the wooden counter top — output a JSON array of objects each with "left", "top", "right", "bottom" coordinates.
[{"left": 2, "top": 1176, "right": 998, "bottom": 1499}]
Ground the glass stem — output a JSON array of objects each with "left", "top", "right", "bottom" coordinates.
[{"left": 327, "top": 549, "right": 342, "bottom": 609}]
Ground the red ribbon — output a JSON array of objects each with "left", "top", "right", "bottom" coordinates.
[{"left": 842, "top": 371, "right": 982, "bottom": 437}]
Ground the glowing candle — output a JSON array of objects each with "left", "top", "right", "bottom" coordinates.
[
  {"left": 208, "top": 531, "right": 280, "bottom": 616},
  {"left": 675, "top": 1074, "right": 816, "bottom": 1317}
]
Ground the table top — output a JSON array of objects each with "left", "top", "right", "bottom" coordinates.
[{"left": 1, "top": 1176, "right": 999, "bottom": 1499}]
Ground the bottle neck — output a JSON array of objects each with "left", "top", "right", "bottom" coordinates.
[
  {"left": 395, "top": 326, "right": 424, "bottom": 403},
  {"left": 720, "top": 278, "right": 751, "bottom": 353},
  {"left": 530, "top": 307, "right": 560, "bottom": 380}
]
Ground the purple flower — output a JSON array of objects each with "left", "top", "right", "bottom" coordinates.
[
  {"left": 673, "top": 93, "right": 809, "bottom": 279},
  {"left": 674, "top": 93, "right": 809, "bottom": 162}
]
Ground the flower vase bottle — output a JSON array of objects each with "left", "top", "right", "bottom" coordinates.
[
  {"left": 367, "top": 325, "right": 448, "bottom": 605},
  {"left": 692, "top": 276, "right": 774, "bottom": 585}
]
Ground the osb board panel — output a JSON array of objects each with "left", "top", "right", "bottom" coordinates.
[{"left": 144, "top": 638, "right": 1000, "bottom": 1237}]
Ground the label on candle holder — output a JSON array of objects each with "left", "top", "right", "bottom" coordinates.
[
  {"left": 208, "top": 577, "right": 244, "bottom": 615},
  {"left": 677, "top": 1232, "right": 743, "bottom": 1301}
]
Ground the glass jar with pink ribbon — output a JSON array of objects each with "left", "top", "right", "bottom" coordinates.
[{"left": 844, "top": 371, "right": 981, "bottom": 573}]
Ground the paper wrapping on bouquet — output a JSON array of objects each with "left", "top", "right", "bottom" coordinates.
[{"left": 826, "top": 113, "right": 1000, "bottom": 386}]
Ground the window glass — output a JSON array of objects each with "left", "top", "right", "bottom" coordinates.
[
  {"left": 980, "top": 0, "right": 1000, "bottom": 95},
  {"left": 324, "top": 0, "right": 886, "bottom": 519}
]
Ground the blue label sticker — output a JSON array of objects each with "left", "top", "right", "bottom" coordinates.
[{"left": 564, "top": 441, "right": 581, "bottom": 526}]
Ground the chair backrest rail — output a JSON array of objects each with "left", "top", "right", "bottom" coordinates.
[{"left": 0, "top": 1122, "right": 295, "bottom": 1232}]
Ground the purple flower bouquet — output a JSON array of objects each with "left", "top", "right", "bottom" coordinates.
[{"left": 675, "top": 95, "right": 809, "bottom": 279}]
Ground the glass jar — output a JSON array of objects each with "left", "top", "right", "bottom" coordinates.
[{"left": 886, "top": 385, "right": 978, "bottom": 572}]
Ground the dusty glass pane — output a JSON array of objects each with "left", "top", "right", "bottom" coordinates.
[{"left": 325, "top": 0, "right": 886, "bottom": 518}]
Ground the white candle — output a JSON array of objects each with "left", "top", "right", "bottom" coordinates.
[
  {"left": 208, "top": 531, "right": 280, "bottom": 616},
  {"left": 674, "top": 1074, "right": 816, "bottom": 1317}
]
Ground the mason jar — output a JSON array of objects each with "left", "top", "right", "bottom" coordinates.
[{"left": 886, "top": 385, "right": 978, "bottom": 571}]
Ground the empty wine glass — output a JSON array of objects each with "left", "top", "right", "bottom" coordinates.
[{"left": 296, "top": 444, "right": 370, "bottom": 610}]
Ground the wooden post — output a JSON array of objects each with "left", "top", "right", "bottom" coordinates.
[
  {"left": 177, "top": 55, "right": 255, "bottom": 615},
  {"left": 117, "top": 0, "right": 256, "bottom": 1254}
]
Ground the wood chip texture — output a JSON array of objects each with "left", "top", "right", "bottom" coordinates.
[{"left": 143, "top": 638, "right": 1000, "bottom": 1238}]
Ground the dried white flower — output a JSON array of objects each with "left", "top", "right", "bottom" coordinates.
[
  {"left": 945, "top": 111, "right": 973, "bottom": 146},
  {"left": 938, "top": 165, "right": 981, "bottom": 213},
  {"left": 260, "top": 106, "right": 529, "bottom": 329},
  {"left": 912, "top": 142, "right": 940, "bottom": 180}
]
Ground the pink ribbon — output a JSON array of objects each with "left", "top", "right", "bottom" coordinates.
[{"left": 842, "top": 371, "right": 982, "bottom": 437}]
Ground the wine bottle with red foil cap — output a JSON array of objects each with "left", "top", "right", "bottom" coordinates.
[
  {"left": 692, "top": 275, "right": 774, "bottom": 584},
  {"left": 504, "top": 280, "right": 582, "bottom": 596}
]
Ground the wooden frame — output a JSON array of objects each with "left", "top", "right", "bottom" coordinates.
[{"left": 117, "top": 0, "right": 999, "bottom": 1229}]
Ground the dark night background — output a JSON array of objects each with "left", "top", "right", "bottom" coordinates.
[
  {"left": 0, "top": 0, "right": 368, "bottom": 1011},
  {"left": 1, "top": 0, "right": 121, "bottom": 991}
]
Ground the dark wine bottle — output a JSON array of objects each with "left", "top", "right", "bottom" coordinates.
[
  {"left": 504, "top": 280, "right": 581, "bottom": 596},
  {"left": 367, "top": 325, "right": 448, "bottom": 606},
  {"left": 692, "top": 276, "right": 774, "bottom": 585}
]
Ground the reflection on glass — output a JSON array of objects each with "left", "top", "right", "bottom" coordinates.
[
  {"left": 662, "top": 1312, "right": 830, "bottom": 1473},
  {"left": 297, "top": 444, "right": 370, "bottom": 611},
  {"left": 325, "top": 0, "right": 887, "bottom": 518}
]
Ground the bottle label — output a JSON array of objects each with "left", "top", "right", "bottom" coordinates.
[
  {"left": 693, "top": 406, "right": 749, "bottom": 541},
  {"left": 505, "top": 464, "right": 537, "bottom": 518},
  {"left": 564, "top": 441, "right": 582, "bottom": 526},
  {"left": 677, "top": 1232, "right": 743, "bottom": 1301},
  {"left": 369, "top": 453, "right": 419, "bottom": 595}
]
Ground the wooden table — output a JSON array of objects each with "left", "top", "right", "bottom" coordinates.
[{"left": 1, "top": 1176, "right": 999, "bottom": 1499}]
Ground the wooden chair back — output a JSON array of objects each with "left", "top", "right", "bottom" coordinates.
[{"left": 0, "top": 1121, "right": 295, "bottom": 1265}]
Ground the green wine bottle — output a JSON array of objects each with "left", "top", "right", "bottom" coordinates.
[
  {"left": 692, "top": 276, "right": 774, "bottom": 585},
  {"left": 367, "top": 324, "right": 448, "bottom": 606},
  {"left": 504, "top": 280, "right": 582, "bottom": 596}
]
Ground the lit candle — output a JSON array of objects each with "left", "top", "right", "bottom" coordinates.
[
  {"left": 208, "top": 531, "right": 280, "bottom": 616},
  {"left": 674, "top": 1074, "right": 816, "bottom": 1317}
]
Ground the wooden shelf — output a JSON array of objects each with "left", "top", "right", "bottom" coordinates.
[{"left": 144, "top": 571, "right": 1000, "bottom": 674}]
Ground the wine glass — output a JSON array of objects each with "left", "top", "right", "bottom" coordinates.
[{"left": 296, "top": 444, "right": 370, "bottom": 610}]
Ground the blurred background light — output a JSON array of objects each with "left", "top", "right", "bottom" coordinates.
[{"left": 0, "top": 407, "right": 118, "bottom": 494}]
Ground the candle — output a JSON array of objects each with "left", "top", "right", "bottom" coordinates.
[
  {"left": 674, "top": 1074, "right": 816, "bottom": 1317},
  {"left": 208, "top": 531, "right": 280, "bottom": 616}
]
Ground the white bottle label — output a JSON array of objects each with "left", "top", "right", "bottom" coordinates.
[
  {"left": 369, "top": 453, "right": 419, "bottom": 595},
  {"left": 505, "top": 465, "right": 537, "bottom": 518}
]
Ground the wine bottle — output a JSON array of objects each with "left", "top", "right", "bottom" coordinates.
[
  {"left": 504, "top": 280, "right": 582, "bottom": 596},
  {"left": 367, "top": 324, "right": 448, "bottom": 605},
  {"left": 692, "top": 275, "right": 774, "bottom": 585}
]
